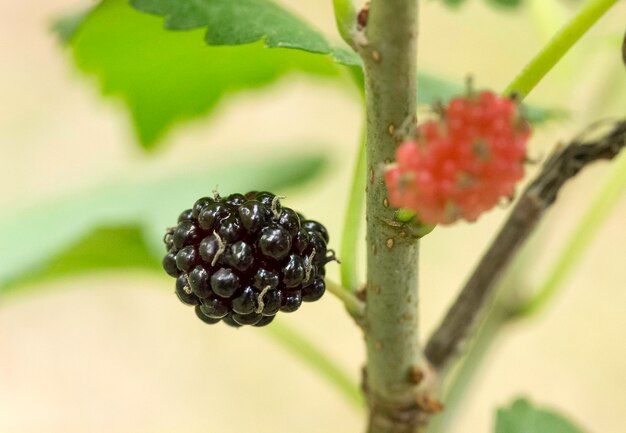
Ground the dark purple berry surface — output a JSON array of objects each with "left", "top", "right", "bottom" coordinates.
[{"left": 162, "top": 191, "right": 334, "bottom": 327}]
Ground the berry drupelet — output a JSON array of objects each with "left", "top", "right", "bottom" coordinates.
[{"left": 162, "top": 191, "right": 335, "bottom": 327}]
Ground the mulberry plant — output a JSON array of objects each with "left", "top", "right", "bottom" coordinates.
[{"left": 3, "top": 1, "right": 624, "bottom": 433}]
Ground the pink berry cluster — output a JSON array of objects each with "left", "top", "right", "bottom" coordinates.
[{"left": 385, "top": 91, "right": 531, "bottom": 225}]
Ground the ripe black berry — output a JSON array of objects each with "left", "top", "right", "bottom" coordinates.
[
  {"left": 225, "top": 193, "right": 245, "bottom": 207},
  {"left": 292, "top": 228, "right": 310, "bottom": 255},
  {"left": 192, "top": 197, "right": 214, "bottom": 219},
  {"left": 195, "top": 305, "right": 221, "bottom": 324},
  {"left": 178, "top": 209, "right": 194, "bottom": 222},
  {"left": 222, "top": 313, "right": 242, "bottom": 328},
  {"left": 188, "top": 265, "right": 211, "bottom": 298},
  {"left": 176, "top": 275, "right": 199, "bottom": 306},
  {"left": 175, "top": 245, "right": 198, "bottom": 272},
  {"left": 302, "top": 220, "right": 329, "bottom": 243},
  {"left": 302, "top": 278, "right": 325, "bottom": 302},
  {"left": 217, "top": 215, "right": 244, "bottom": 242},
  {"left": 307, "top": 232, "right": 328, "bottom": 266},
  {"left": 224, "top": 241, "right": 254, "bottom": 271},
  {"left": 258, "top": 225, "right": 291, "bottom": 260},
  {"left": 198, "top": 203, "right": 228, "bottom": 230},
  {"left": 231, "top": 286, "right": 257, "bottom": 315},
  {"left": 254, "top": 315, "right": 275, "bottom": 327},
  {"left": 173, "top": 221, "right": 200, "bottom": 249},
  {"left": 282, "top": 254, "right": 305, "bottom": 288},
  {"left": 255, "top": 191, "right": 276, "bottom": 207},
  {"left": 199, "top": 297, "right": 230, "bottom": 319},
  {"left": 280, "top": 290, "right": 303, "bottom": 313},
  {"left": 211, "top": 268, "right": 240, "bottom": 298},
  {"left": 278, "top": 208, "right": 301, "bottom": 236},
  {"left": 162, "top": 252, "right": 179, "bottom": 277},
  {"left": 238, "top": 201, "right": 269, "bottom": 233},
  {"left": 259, "top": 289, "right": 281, "bottom": 316},
  {"left": 163, "top": 191, "right": 335, "bottom": 327},
  {"left": 253, "top": 267, "right": 280, "bottom": 291},
  {"left": 199, "top": 234, "right": 222, "bottom": 265},
  {"left": 232, "top": 312, "right": 263, "bottom": 326}
]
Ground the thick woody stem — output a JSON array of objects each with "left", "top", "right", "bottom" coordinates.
[{"left": 357, "top": 2, "right": 429, "bottom": 432}]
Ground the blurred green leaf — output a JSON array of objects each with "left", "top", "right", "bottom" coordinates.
[
  {"left": 0, "top": 153, "right": 326, "bottom": 294},
  {"left": 442, "top": 0, "right": 468, "bottom": 7},
  {"left": 496, "top": 398, "right": 587, "bottom": 433},
  {"left": 51, "top": 5, "right": 95, "bottom": 43},
  {"left": 64, "top": 0, "right": 355, "bottom": 149},
  {"left": 1, "top": 226, "right": 160, "bottom": 295},
  {"left": 417, "top": 73, "right": 565, "bottom": 124},
  {"left": 488, "top": 0, "right": 523, "bottom": 8}
]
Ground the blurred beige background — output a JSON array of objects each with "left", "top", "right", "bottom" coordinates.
[{"left": 1, "top": 0, "right": 625, "bottom": 432}]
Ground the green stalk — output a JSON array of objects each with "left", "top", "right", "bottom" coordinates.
[
  {"left": 426, "top": 308, "right": 507, "bottom": 433},
  {"left": 333, "top": 0, "right": 357, "bottom": 48},
  {"left": 340, "top": 128, "right": 367, "bottom": 292},
  {"left": 504, "top": 0, "right": 619, "bottom": 99},
  {"left": 267, "top": 320, "right": 364, "bottom": 409},
  {"left": 326, "top": 279, "right": 365, "bottom": 318},
  {"left": 360, "top": 1, "right": 422, "bottom": 432},
  {"left": 517, "top": 151, "right": 626, "bottom": 316}
]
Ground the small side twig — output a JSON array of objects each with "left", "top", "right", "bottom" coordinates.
[
  {"left": 326, "top": 279, "right": 366, "bottom": 324},
  {"left": 424, "top": 120, "right": 626, "bottom": 371}
]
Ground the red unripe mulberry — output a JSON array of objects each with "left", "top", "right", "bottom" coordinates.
[{"left": 385, "top": 91, "right": 531, "bottom": 225}]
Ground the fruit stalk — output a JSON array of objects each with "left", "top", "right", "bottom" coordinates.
[
  {"left": 358, "top": 1, "right": 424, "bottom": 432},
  {"left": 504, "top": 0, "right": 619, "bottom": 99}
]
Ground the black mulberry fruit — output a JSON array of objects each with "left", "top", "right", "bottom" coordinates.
[{"left": 163, "top": 191, "right": 335, "bottom": 327}]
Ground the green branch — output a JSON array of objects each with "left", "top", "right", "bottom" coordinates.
[
  {"left": 517, "top": 150, "right": 626, "bottom": 317},
  {"left": 333, "top": 0, "right": 357, "bottom": 48},
  {"left": 267, "top": 320, "right": 364, "bottom": 409},
  {"left": 359, "top": 1, "right": 423, "bottom": 432},
  {"left": 340, "top": 128, "right": 367, "bottom": 292},
  {"left": 504, "top": 0, "right": 619, "bottom": 99},
  {"left": 326, "top": 279, "right": 365, "bottom": 319}
]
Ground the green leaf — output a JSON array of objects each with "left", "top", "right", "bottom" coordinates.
[
  {"left": 488, "top": 0, "right": 523, "bottom": 9},
  {"left": 1, "top": 226, "right": 161, "bottom": 295},
  {"left": 130, "top": 0, "right": 363, "bottom": 66},
  {"left": 65, "top": 0, "right": 354, "bottom": 148},
  {"left": 442, "top": 0, "right": 468, "bottom": 7},
  {"left": 0, "top": 153, "right": 326, "bottom": 294},
  {"left": 131, "top": 0, "right": 328, "bottom": 52},
  {"left": 51, "top": 5, "right": 95, "bottom": 44},
  {"left": 496, "top": 398, "right": 587, "bottom": 433},
  {"left": 417, "top": 73, "right": 565, "bottom": 124}
]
